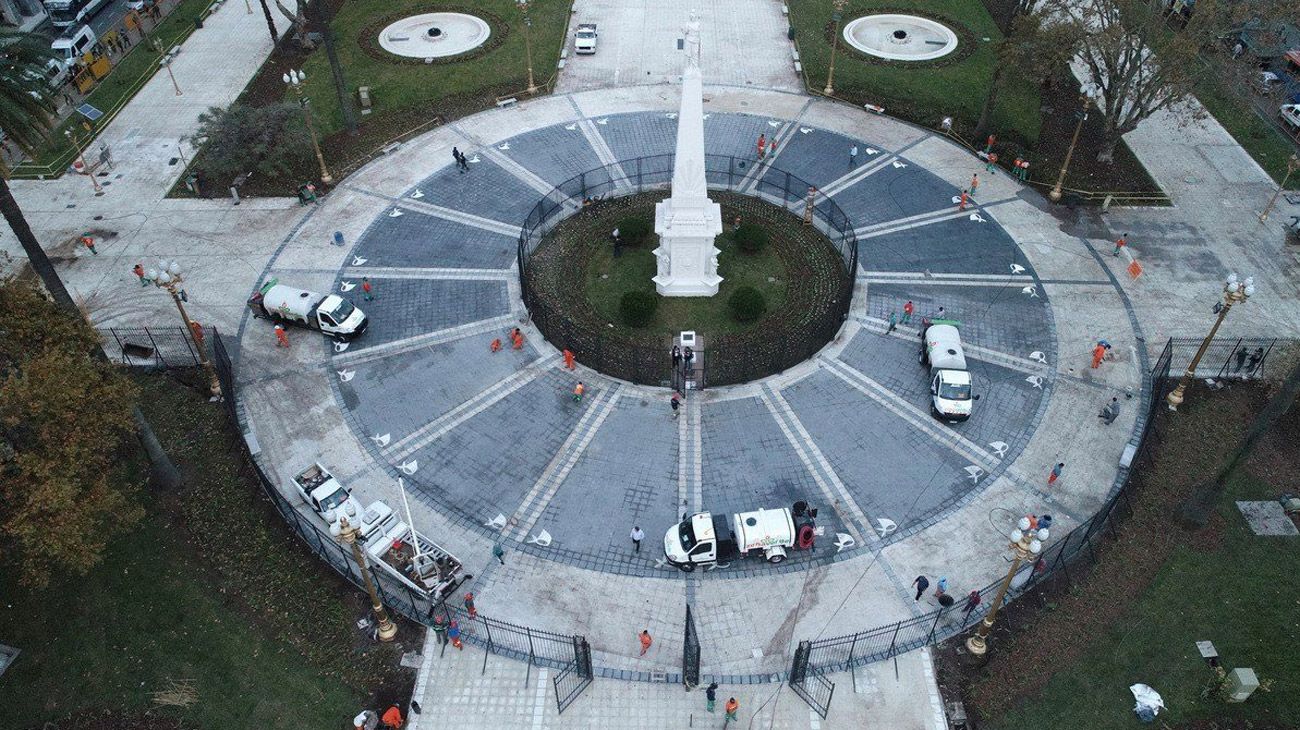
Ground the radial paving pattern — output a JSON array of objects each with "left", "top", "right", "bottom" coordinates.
[{"left": 328, "top": 110, "right": 1056, "bottom": 578}]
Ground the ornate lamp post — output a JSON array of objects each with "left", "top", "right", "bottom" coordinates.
[
  {"left": 144, "top": 259, "right": 221, "bottom": 398},
  {"left": 824, "top": 0, "right": 847, "bottom": 96},
  {"left": 1049, "top": 86, "right": 1096, "bottom": 203},
  {"left": 337, "top": 516, "right": 399, "bottom": 642},
  {"left": 64, "top": 128, "right": 104, "bottom": 196},
  {"left": 517, "top": 0, "right": 538, "bottom": 94},
  {"left": 1165, "top": 272, "right": 1254, "bottom": 411},
  {"left": 1259, "top": 154, "right": 1299, "bottom": 222},
  {"left": 965, "top": 516, "right": 1049, "bottom": 657},
  {"left": 283, "top": 69, "right": 334, "bottom": 186}
]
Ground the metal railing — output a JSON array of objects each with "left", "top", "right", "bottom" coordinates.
[
  {"left": 517, "top": 155, "right": 858, "bottom": 387},
  {"left": 786, "top": 339, "right": 1178, "bottom": 717},
  {"left": 101, "top": 325, "right": 202, "bottom": 368}
]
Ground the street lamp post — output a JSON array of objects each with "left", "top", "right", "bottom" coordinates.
[
  {"left": 1165, "top": 272, "right": 1254, "bottom": 411},
  {"left": 824, "top": 0, "right": 847, "bottom": 96},
  {"left": 1049, "top": 87, "right": 1094, "bottom": 203},
  {"left": 283, "top": 69, "right": 334, "bottom": 186},
  {"left": 338, "top": 516, "right": 399, "bottom": 642},
  {"left": 65, "top": 128, "right": 104, "bottom": 196},
  {"left": 144, "top": 260, "right": 222, "bottom": 398},
  {"left": 1259, "top": 154, "right": 1299, "bottom": 222},
  {"left": 966, "top": 516, "right": 1049, "bottom": 657},
  {"left": 160, "top": 56, "right": 182, "bottom": 96},
  {"left": 517, "top": 0, "right": 538, "bottom": 95}
]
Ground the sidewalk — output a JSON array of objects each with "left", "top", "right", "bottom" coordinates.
[{"left": 407, "top": 632, "right": 947, "bottom": 730}]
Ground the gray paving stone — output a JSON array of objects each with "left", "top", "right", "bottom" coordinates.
[
  {"left": 497, "top": 123, "right": 604, "bottom": 185},
  {"left": 353, "top": 209, "right": 517, "bottom": 269},
  {"left": 413, "top": 157, "right": 545, "bottom": 225},
  {"left": 341, "top": 278, "right": 509, "bottom": 351},
  {"left": 858, "top": 215, "right": 1031, "bottom": 276},
  {"left": 865, "top": 282, "right": 1054, "bottom": 358}
]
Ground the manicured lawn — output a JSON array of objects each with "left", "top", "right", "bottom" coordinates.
[
  {"left": 297, "top": 0, "right": 571, "bottom": 135},
  {"left": 585, "top": 228, "right": 789, "bottom": 336},
  {"left": 790, "top": 0, "right": 1041, "bottom": 145},
  {"left": 0, "top": 374, "right": 408, "bottom": 728},
  {"left": 972, "top": 385, "right": 1300, "bottom": 729},
  {"left": 1195, "top": 78, "right": 1298, "bottom": 184}
]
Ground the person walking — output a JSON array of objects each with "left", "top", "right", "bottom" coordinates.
[
  {"left": 492, "top": 544, "right": 505, "bottom": 565},
  {"left": 970, "top": 173, "right": 979, "bottom": 193},
  {"left": 80, "top": 235, "right": 97, "bottom": 255},
  {"left": 768, "top": 139, "right": 777, "bottom": 158},
  {"left": 958, "top": 189, "right": 969, "bottom": 212},
  {"left": 670, "top": 393, "right": 681, "bottom": 419},
  {"left": 563, "top": 348, "right": 576, "bottom": 370},
  {"left": 431, "top": 614, "right": 448, "bottom": 646},
  {"left": 1048, "top": 462, "right": 1064, "bottom": 486},
  {"left": 572, "top": 381, "right": 585, "bottom": 403},
  {"left": 961, "top": 590, "right": 982, "bottom": 620},
  {"left": 1113, "top": 233, "right": 1128, "bottom": 256},
  {"left": 274, "top": 324, "right": 290, "bottom": 348},
  {"left": 985, "top": 152, "right": 998, "bottom": 173},
  {"left": 887, "top": 311, "right": 898, "bottom": 333},
  {"left": 463, "top": 591, "right": 477, "bottom": 618},
  {"left": 638, "top": 629, "right": 653, "bottom": 656},
  {"left": 902, "top": 300, "right": 914, "bottom": 324},
  {"left": 725, "top": 697, "right": 739, "bottom": 722},
  {"left": 683, "top": 346, "right": 694, "bottom": 372},
  {"left": 912, "top": 574, "right": 929, "bottom": 601},
  {"left": 630, "top": 525, "right": 645, "bottom": 552},
  {"left": 706, "top": 682, "right": 719, "bottom": 713},
  {"left": 1233, "top": 346, "right": 1249, "bottom": 374},
  {"left": 1246, "top": 347, "right": 1265, "bottom": 376},
  {"left": 362, "top": 277, "right": 374, "bottom": 301},
  {"left": 934, "top": 576, "right": 948, "bottom": 599},
  {"left": 671, "top": 344, "right": 682, "bottom": 371},
  {"left": 511, "top": 327, "right": 525, "bottom": 350},
  {"left": 849, "top": 144, "right": 858, "bottom": 167},
  {"left": 448, "top": 619, "right": 463, "bottom": 650},
  {"left": 756, "top": 133, "right": 767, "bottom": 160},
  {"left": 132, "top": 263, "right": 147, "bottom": 286},
  {"left": 452, "top": 146, "right": 463, "bottom": 172},
  {"left": 1091, "top": 342, "right": 1107, "bottom": 369},
  {"left": 1099, "top": 397, "right": 1121, "bottom": 424}
]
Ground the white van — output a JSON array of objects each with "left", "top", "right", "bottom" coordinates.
[
  {"left": 50, "top": 25, "right": 98, "bottom": 71},
  {"left": 248, "top": 281, "right": 369, "bottom": 340},
  {"left": 919, "top": 323, "right": 978, "bottom": 421}
]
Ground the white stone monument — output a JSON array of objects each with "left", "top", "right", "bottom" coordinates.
[{"left": 652, "top": 12, "right": 722, "bottom": 297}]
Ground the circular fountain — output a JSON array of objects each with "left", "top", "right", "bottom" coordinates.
[
  {"left": 842, "top": 14, "right": 958, "bottom": 61},
  {"left": 378, "top": 12, "right": 490, "bottom": 59}
]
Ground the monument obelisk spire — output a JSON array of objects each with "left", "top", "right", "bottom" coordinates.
[{"left": 653, "top": 11, "right": 723, "bottom": 297}]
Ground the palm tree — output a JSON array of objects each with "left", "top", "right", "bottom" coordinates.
[{"left": 0, "top": 29, "right": 77, "bottom": 311}]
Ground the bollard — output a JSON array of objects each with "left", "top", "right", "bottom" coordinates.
[{"left": 333, "top": 230, "right": 345, "bottom": 246}]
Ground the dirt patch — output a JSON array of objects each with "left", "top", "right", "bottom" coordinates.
[{"left": 37, "top": 709, "right": 187, "bottom": 730}]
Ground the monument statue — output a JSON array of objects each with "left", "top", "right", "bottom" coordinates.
[{"left": 652, "top": 10, "right": 723, "bottom": 297}]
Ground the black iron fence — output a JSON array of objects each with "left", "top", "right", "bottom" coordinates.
[
  {"left": 517, "top": 155, "right": 859, "bottom": 387},
  {"left": 786, "top": 339, "right": 1179, "bottom": 718},
  {"left": 101, "top": 326, "right": 204, "bottom": 369},
  {"left": 1167, "top": 336, "right": 1275, "bottom": 381},
  {"left": 683, "top": 604, "right": 700, "bottom": 689},
  {"left": 208, "top": 332, "right": 595, "bottom": 713}
]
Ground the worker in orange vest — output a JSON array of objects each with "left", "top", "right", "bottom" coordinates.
[
  {"left": 563, "top": 348, "right": 576, "bottom": 370},
  {"left": 274, "top": 324, "right": 289, "bottom": 348},
  {"left": 572, "top": 381, "right": 585, "bottom": 403},
  {"left": 380, "top": 704, "right": 403, "bottom": 729},
  {"left": 490, "top": 338, "right": 502, "bottom": 352},
  {"left": 958, "top": 190, "right": 969, "bottom": 211},
  {"left": 1091, "top": 342, "right": 1106, "bottom": 369},
  {"left": 638, "top": 629, "right": 652, "bottom": 656},
  {"left": 725, "top": 697, "right": 739, "bottom": 721}
]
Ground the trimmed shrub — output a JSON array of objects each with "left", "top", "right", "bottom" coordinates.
[
  {"left": 617, "top": 217, "right": 653, "bottom": 246},
  {"left": 620, "top": 290, "right": 658, "bottom": 328},
  {"left": 729, "top": 286, "right": 767, "bottom": 322},
  {"left": 734, "top": 224, "right": 769, "bottom": 254}
]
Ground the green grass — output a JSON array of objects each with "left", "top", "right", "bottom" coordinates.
[
  {"left": 298, "top": 0, "right": 571, "bottom": 135},
  {"left": 585, "top": 230, "right": 789, "bottom": 336},
  {"left": 790, "top": 0, "right": 1041, "bottom": 145},
  {"left": 0, "top": 374, "right": 400, "bottom": 728},
  {"left": 18, "top": 0, "right": 214, "bottom": 173},
  {"left": 987, "top": 456, "right": 1300, "bottom": 727},
  {"left": 1194, "top": 77, "right": 1298, "bottom": 184}
]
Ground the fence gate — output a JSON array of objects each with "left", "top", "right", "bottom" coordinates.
[
  {"left": 552, "top": 635, "right": 593, "bottom": 714},
  {"left": 789, "top": 640, "right": 835, "bottom": 719},
  {"left": 683, "top": 604, "right": 700, "bottom": 688}
]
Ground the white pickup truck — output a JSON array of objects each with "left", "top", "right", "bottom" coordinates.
[
  {"left": 1281, "top": 104, "right": 1300, "bottom": 134},
  {"left": 663, "top": 502, "right": 819, "bottom": 572},
  {"left": 365, "top": 515, "right": 465, "bottom": 601},
  {"left": 574, "top": 23, "right": 597, "bottom": 54},
  {"left": 293, "top": 462, "right": 382, "bottom": 537}
]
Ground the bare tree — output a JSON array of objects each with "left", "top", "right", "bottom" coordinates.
[
  {"left": 274, "top": 0, "right": 310, "bottom": 47},
  {"left": 975, "top": 12, "right": 1079, "bottom": 139},
  {"left": 1046, "top": 0, "right": 1281, "bottom": 163}
]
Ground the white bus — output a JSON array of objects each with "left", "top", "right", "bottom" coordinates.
[{"left": 44, "top": 0, "right": 110, "bottom": 29}]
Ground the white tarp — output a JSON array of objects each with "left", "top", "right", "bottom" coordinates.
[{"left": 1130, "top": 683, "right": 1165, "bottom": 723}]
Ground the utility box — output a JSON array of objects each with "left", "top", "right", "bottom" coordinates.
[
  {"left": 358, "top": 86, "right": 373, "bottom": 115},
  {"left": 1225, "top": 668, "right": 1259, "bottom": 702}
]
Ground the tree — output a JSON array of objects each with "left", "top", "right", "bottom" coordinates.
[
  {"left": 307, "top": 0, "right": 356, "bottom": 135},
  {"left": 274, "top": 0, "right": 309, "bottom": 45},
  {"left": 257, "top": 0, "right": 279, "bottom": 44},
  {"left": 1044, "top": 0, "right": 1281, "bottom": 162},
  {"left": 974, "top": 12, "right": 1079, "bottom": 139},
  {"left": 191, "top": 103, "right": 313, "bottom": 187},
  {"left": 0, "top": 280, "right": 143, "bottom": 588}
]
